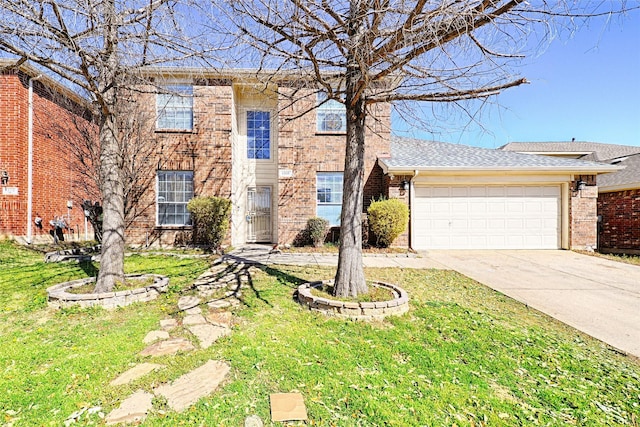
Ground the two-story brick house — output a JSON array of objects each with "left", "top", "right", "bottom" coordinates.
[
  {"left": 127, "top": 69, "right": 391, "bottom": 247},
  {"left": 0, "top": 60, "right": 96, "bottom": 243}
]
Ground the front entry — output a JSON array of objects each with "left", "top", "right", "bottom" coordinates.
[{"left": 247, "top": 186, "right": 272, "bottom": 242}]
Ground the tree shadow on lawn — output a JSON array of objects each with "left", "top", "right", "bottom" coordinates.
[{"left": 178, "top": 254, "right": 312, "bottom": 314}]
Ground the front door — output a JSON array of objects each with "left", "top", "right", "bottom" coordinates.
[{"left": 247, "top": 186, "right": 272, "bottom": 242}]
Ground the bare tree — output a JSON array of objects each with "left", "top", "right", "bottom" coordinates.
[
  {"left": 218, "top": 0, "right": 635, "bottom": 297},
  {"left": 0, "top": 0, "right": 224, "bottom": 291}
]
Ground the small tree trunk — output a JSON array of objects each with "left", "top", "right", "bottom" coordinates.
[{"left": 333, "top": 41, "right": 369, "bottom": 297}]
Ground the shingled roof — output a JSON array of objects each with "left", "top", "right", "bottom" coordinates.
[
  {"left": 380, "top": 137, "right": 619, "bottom": 174},
  {"left": 500, "top": 141, "right": 640, "bottom": 162},
  {"left": 500, "top": 141, "right": 640, "bottom": 190}
]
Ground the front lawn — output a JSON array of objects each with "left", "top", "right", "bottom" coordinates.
[{"left": 1, "top": 240, "right": 638, "bottom": 426}]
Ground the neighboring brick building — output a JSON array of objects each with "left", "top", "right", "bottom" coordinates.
[
  {"left": 0, "top": 60, "right": 96, "bottom": 243},
  {"left": 502, "top": 142, "right": 640, "bottom": 254}
]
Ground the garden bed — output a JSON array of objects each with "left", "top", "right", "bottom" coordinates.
[
  {"left": 297, "top": 280, "right": 409, "bottom": 320},
  {"left": 46, "top": 274, "right": 169, "bottom": 309}
]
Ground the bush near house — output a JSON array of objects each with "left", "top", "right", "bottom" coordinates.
[
  {"left": 306, "top": 217, "right": 330, "bottom": 247},
  {"left": 368, "top": 198, "right": 409, "bottom": 247},
  {"left": 187, "top": 196, "right": 232, "bottom": 250}
]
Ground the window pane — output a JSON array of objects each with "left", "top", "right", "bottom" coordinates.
[
  {"left": 157, "top": 170, "right": 194, "bottom": 225},
  {"left": 156, "top": 85, "right": 193, "bottom": 130},
  {"left": 316, "top": 172, "right": 343, "bottom": 226},
  {"left": 317, "top": 93, "right": 346, "bottom": 132},
  {"left": 247, "top": 111, "right": 270, "bottom": 159}
]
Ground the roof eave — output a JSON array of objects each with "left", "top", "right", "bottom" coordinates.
[
  {"left": 379, "top": 163, "right": 623, "bottom": 176},
  {"left": 598, "top": 182, "right": 640, "bottom": 193}
]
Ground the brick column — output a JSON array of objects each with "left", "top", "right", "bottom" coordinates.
[{"left": 570, "top": 179, "right": 598, "bottom": 250}]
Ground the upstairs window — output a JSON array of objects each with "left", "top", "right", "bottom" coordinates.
[
  {"left": 247, "top": 110, "right": 271, "bottom": 159},
  {"left": 317, "top": 172, "right": 343, "bottom": 226},
  {"left": 157, "top": 171, "right": 193, "bottom": 226},
  {"left": 156, "top": 85, "right": 193, "bottom": 131},
  {"left": 317, "top": 92, "right": 346, "bottom": 133}
]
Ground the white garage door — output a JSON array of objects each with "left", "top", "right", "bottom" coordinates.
[{"left": 413, "top": 185, "right": 560, "bottom": 250}]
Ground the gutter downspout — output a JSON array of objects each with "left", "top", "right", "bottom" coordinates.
[
  {"left": 409, "top": 170, "right": 419, "bottom": 250},
  {"left": 26, "top": 74, "right": 42, "bottom": 244}
]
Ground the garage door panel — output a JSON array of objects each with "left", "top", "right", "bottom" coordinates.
[{"left": 414, "top": 185, "right": 560, "bottom": 250}]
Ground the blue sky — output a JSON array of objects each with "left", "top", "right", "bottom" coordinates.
[{"left": 394, "top": 9, "right": 640, "bottom": 149}]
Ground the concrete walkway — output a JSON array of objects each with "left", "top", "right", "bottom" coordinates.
[{"left": 227, "top": 245, "right": 640, "bottom": 359}]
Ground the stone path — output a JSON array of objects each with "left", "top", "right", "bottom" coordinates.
[{"left": 105, "top": 260, "right": 254, "bottom": 425}]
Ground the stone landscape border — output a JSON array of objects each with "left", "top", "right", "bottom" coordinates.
[
  {"left": 47, "top": 274, "right": 169, "bottom": 309},
  {"left": 297, "top": 280, "right": 409, "bottom": 320}
]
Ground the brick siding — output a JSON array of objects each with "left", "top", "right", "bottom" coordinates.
[
  {"left": 598, "top": 189, "right": 640, "bottom": 254},
  {"left": 569, "top": 175, "right": 598, "bottom": 250},
  {"left": 0, "top": 70, "right": 95, "bottom": 241}
]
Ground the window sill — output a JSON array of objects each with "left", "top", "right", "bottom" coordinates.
[
  {"left": 155, "top": 225, "right": 193, "bottom": 230},
  {"left": 155, "top": 129, "right": 194, "bottom": 134},
  {"left": 315, "top": 131, "right": 347, "bottom": 136}
]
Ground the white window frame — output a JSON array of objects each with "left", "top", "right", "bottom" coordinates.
[
  {"left": 316, "top": 172, "right": 344, "bottom": 226},
  {"left": 317, "top": 92, "right": 346, "bottom": 133},
  {"left": 156, "top": 170, "right": 194, "bottom": 226},
  {"left": 156, "top": 84, "right": 193, "bottom": 131}
]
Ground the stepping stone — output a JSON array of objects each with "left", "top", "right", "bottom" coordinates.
[
  {"left": 105, "top": 390, "right": 153, "bottom": 425},
  {"left": 187, "top": 324, "right": 231, "bottom": 349},
  {"left": 206, "top": 311, "right": 233, "bottom": 328},
  {"left": 183, "top": 314, "right": 207, "bottom": 325},
  {"left": 185, "top": 306, "right": 202, "bottom": 315},
  {"left": 245, "top": 415, "right": 264, "bottom": 427},
  {"left": 159, "top": 319, "right": 178, "bottom": 331},
  {"left": 110, "top": 363, "right": 164, "bottom": 386},
  {"left": 178, "top": 296, "right": 201, "bottom": 311},
  {"left": 154, "top": 360, "right": 230, "bottom": 412},
  {"left": 140, "top": 338, "right": 195, "bottom": 357},
  {"left": 208, "top": 299, "right": 232, "bottom": 309},
  {"left": 143, "top": 330, "right": 170, "bottom": 344}
]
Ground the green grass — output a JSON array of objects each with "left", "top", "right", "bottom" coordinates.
[{"left": 1, "top": 239, "right": 639, "bottom": 426}]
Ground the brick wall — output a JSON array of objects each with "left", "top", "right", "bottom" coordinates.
[
  {"left": 68, "top": 79, "right": 390, "bottom": 248},
  {"left": 569, "top": 176, "right": 598, "bottom": 250},
  {"left": 383, "top": 174, "right": 411, "bottom": 248},
  {"left": 597, "top": 189, "right": 640, "bottom": 254},
  {"left": 0, "top": 70, "right": 95, "bottom": 242},
  {"left": 276, "top": 89, "right": 390, "bottom": 244},
  {"left": 125, "top": 84, "right": 234, "bottom": 247}
]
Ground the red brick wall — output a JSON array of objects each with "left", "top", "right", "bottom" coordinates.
[
  {"left": 103, "top": 81, "right": 391, "bottom": 248},
  {"left": 0, "top": 70, "right": 95, "bottom": 241},
  {"left": 569, "top": 176, "right": 598, "bottom": 250},
  {"left": 276, "top": 88, "right": 390, "bottom": 244},
  {"left": 597, "top": 189, "right": 640, "bottom": 253},
  {"left": 125, "top": 84, "right": 234, "bottom": 247}
]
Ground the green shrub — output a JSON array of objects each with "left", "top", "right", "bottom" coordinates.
[
  {"left": 305, "top": 217, "right": 330, "bottom": 247},
  {"left": 367, "top": 198, "right": 409, "bottom": 247},
  {"left": 187, "top": 196, "right": 232, "bottom": 250}
]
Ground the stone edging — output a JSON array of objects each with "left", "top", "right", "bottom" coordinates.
[
  {"left": 47, "top": 274, "right": 169, "bottom": 309},
  {"left": 297, "top": 281, "right": 409, "bottom": 320}
]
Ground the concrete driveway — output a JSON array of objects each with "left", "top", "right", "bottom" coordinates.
[{"left": 426, "top": 250, "right": 640, "bottom": 359}]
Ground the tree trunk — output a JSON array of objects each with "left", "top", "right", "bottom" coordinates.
[
  {"left": 333, "top": 4, "right": 369, "bottom": 298},
  {"left": 333, "top": 96, "right": 368, "bottom": 297},
  {"left": 94, "top": 112, "right": 126, "bottom": 293}
]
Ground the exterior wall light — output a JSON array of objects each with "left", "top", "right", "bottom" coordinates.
[
  {"left": 576, "top": 180, "right": 586, "bottom": 191},
  {"left": 400, "top": 180, "right": 409, "bottom": 191}
]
